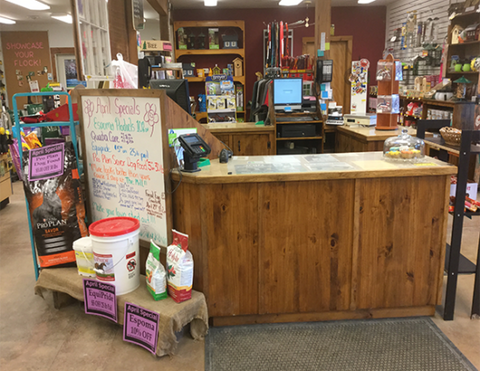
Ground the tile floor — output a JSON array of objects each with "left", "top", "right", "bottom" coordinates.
[{"left": 1, "top": 181, "right": 479, "bottom": 370}]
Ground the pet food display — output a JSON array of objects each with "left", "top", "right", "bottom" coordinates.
[
  {"left": 167, "top": 230, "right": 194, "bottom": 303},
  {"left": 22, "top": 142, "right": 88, "bottom": 267},
  {"left": 146, "top": 240, "right": 168, "bottom": 301}
]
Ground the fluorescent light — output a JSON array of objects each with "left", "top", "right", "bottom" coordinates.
[
  {"left": 204, "top": 0, "right": 217, "bottom": 6},
  {"left": 5, "top": 0, "right": 50, "bottom": 11},
  {"left": 51, "top": 15, "right": 73, "bottom": 24},
  {"left": 0, "top": 16, "right": 16, "bottom": 24},
  {"left": 358, "top": 0, "right": 376, "bottom": 3},
  {"left": 279, "top": 0, "right": 303, "bottom": 6}
]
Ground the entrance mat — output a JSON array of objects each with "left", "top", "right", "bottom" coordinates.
[{"left": 205, "top": 317, "right": 477, "bottom": 371}]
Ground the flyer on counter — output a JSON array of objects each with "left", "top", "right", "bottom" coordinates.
[
  {"left": 83, "top": 279, "right": 117, "bottom": 322},
  {"left": 123, "top": 302, "right": 159, "bottom": 354}
]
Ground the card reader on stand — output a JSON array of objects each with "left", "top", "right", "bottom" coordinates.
[{"left": 178, "top": 133, "right": 211, "bottom": 172}]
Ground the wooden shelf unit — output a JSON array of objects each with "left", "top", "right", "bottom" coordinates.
[
  {"left": 445, "top": 14, "right": 479, "bottom": 92},
  {"left": 174, "top": 20, "right": 247, "bottom": 122}
]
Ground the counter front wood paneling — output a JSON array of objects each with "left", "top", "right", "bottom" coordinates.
[{"left": 172, "top": 153, "right": 456, "bottom": 325}]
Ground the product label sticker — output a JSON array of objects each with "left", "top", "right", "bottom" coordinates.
[
  {"left": 123, "top": 302, "right": 159, "bottom": 354},
  {"left": 93, "top": 252, "right": 115, "bottom": 281},
  {"left": 83, "top": 279, "right": 117, "bottom": 322},
  {"left": 28, "top": 143, "right": 65, "bottom": 181}
]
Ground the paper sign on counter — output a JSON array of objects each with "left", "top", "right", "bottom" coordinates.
[
  {"left": 123, "top": 302, "right": 159, "bottom": 354},
  {"left": 83, "top": 279, "right": 117, "bottom": 322}
]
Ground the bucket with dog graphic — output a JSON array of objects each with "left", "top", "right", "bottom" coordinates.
[{"left": 89, "top": 217, "right": 140, "bottom": 296}]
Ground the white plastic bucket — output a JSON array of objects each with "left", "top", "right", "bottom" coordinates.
[
  {"left": 73, "top": 236, "right": 95, "bottom": 277},
  {"left": 89, "top": 217, "right": 140, "bottom": 296}
]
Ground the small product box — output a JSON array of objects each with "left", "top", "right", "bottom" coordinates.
[
  {"left": 73, "top": 237, "right": 95, "bottom": 277},
  {"left": 208, "top": 28, "right": 219, "bottom": 49},
  {"left": 450, "top": 177, "right": 478, "bottom": 199}
]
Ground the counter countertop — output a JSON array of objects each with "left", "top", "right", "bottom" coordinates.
[
  {"left": 172, "top": 152, "right": 456, "bottom": 184},
  {"left": 336, "top": 126, "right": 418, "bottom": 141},
  {"left": 202, "top": 122, "right": 275, "bottom": 133}
]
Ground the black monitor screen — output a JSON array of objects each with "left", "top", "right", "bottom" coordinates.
[
  {"left": 183, "top": 136, "right": 198, "bottom": 144},
  {"left": 149, "top": 79, "right": 191, "bottom": 115}
]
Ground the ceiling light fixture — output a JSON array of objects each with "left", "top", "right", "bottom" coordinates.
[
  {"left": 5, "top": 0, "right": 50, "bottom": 11},
  {"left": 51, "top": 14, "right": 73, "bottom": 24},
  {"left": 204, "top": 0, "right": 217, "bottom": 6},
  {"left": 279, "top": 0, "right": 303, "bottom": 6},
  {"left": 0, "top": 16, "right": 16, "bottom": 24},
  {"left": 358, "top": 0, "right": 376, "bottom": 3}
]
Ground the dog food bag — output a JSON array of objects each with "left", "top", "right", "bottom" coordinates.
[
  {"left": 146, "top": 240, "right": 167, "bottom": 301},
  {"left": 22, "top": 142, "right": 88, "bottom": 268},
  {"left": 167, "top": 230, "right": 193, "bottom": 303}
]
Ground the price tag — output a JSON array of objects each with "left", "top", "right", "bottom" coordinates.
[
  {"left": 123, "top": 302, "right": 159, "bottom": 354},
  {"left": 83, "top": 279, "right": 117, "bottom": 322},
  {"left": 28, "top": 143, "right": 65, "bottom": 181}
]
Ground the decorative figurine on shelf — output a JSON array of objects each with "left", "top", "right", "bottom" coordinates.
[
  {"left": 187, "top": 30, "right": 196, "bottom": 50},
  {"left": 453, "top": 76, "right": 471, "bottom": 100},
  {"left": 212, "top": 65, "right": 221, "bottom": 75}
]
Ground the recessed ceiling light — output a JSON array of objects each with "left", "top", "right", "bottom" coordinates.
[
  {"left": 358, "top": 0, "right": 376, "bottom": 3},
  {"left": 204, "top": 0, "right": 217, "bottom": 6},
  {"left": 279, "top": 0, "right": 303, "bottom": 5},
  {"left": 5, "top": 0, "right": 50, "bottom": 11},
  {"left": 0, "top": 16, "right": 16, "bottom": 25},
  {"left": 51, "top": 14, "right": 73, "bottom": 24}
]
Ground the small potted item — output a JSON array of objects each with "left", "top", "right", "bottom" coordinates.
[{"left": 383, "top": 129, "right": 425, "bottom": 162}]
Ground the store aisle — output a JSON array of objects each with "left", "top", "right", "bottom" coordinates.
[
  {"left": 0, "top": 181, "right": 479, "bottom": 370},
  {"left": 0, "top": 181, "right": 204, "bottom": 371}
]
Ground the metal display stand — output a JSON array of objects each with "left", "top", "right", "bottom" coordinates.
[
  {"left": 11, "top": 92, "right": 81, "bottom": 280},
  {"left": 417, "top": 120, "right": 480, "bottom": 320}
]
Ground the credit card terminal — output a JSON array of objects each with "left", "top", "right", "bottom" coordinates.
[{"left": 178, "top": 133, "right": 211, "bottom": 172}]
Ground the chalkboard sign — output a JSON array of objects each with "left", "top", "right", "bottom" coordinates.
[{"left": 78, "top": 90, "right": 172, "bottom": 247}]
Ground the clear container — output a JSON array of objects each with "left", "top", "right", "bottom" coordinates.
[
  {"left": 376, "top": 61, "right": 393, "bottom": 81},
  {"left": 383, "top": 129, "right": 425, "bottom": 162},
  {"left": 377, "top": 95, "right": 391, "bottom": 113}
]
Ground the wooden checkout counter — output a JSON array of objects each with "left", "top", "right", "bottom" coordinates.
[{"left": 172, "top": 152, "right": 455, "bottom": 326}]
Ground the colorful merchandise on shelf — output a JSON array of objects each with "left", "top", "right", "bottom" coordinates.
[
  {"left": 209, "top": 28, "right": 220, "bottom": 50},
  {"left": 383, "top": 129, "right": 425, "bottom": 161},
  {"left": 167, "top": 230, "right": 194, "bottom": 303}
]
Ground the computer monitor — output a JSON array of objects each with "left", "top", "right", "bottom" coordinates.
[
  {"left": 149, "top": 79, "right": 191, "bottom": 115},
  {"left": 273, "top": 78, "right": 303, "bottom": 112}
]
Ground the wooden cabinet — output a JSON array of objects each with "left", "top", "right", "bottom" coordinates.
[
  {"left": 232, "top": 134, "right": 271, "bottom": 156},
  {"left": 205, "top": 124, "right": 275, "bottom": 156}
]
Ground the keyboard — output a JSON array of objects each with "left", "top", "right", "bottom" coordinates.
[{"left": 276, "top": 116, "right": 317, "bottom": 122}]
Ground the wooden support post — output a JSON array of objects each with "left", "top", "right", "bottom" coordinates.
[{"left": 315, "top": 0, "right": 331, "bottom": 59}]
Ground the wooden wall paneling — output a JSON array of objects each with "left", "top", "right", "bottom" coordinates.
[
  {"left": 203, "top": 184, "right": 259, "bottom": 317},
  {"left": 315, "top": 0, "right": 331, "bottom": 59},
  {"left": 108, "top": 0, "right": 132, "bottom": 63},
  {"left": 172, "top": 183, "right": 205, "bottom": 293},
  {"left": 232, "top": 134, "right": 271, "bottom": 156},
  {"left": 356, "top": 176, "right": 448, "bottom": 309},
  {"left": 335, "top": 131, "right": 368, "bottom": 153},
  {"left": 1, "top": 31, "right": 52, "bottom": 107},
  {"left": 50, "top": 47, "right": 75, "bottom": 82},
  {"left": 258, "top": 180, "right": 354, "bottom": 314}
]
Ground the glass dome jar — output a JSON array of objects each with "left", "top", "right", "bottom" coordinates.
[{"left": 383, "top": 129, "right": 425, "bottom": 162}]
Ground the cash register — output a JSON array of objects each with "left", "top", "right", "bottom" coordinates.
[{"left": 178, "top": 133, "right": 211, "bottom": 172}]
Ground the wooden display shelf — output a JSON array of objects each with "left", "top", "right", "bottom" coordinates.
[
  {"left": 276, "top": 136, "right": 323, "bottom": 141},
  {"left": 186, "top": 76, "right": 245, "bottom": 84},
  {"left": 449, "top": 40, "right": 480, "bottom": 46},
  {"left": 176, "top": 49, "right": 245, "bottom": 58},
  {"left": 446, "top": 71, "right": 479, "bottom": 76},
  {"left": 174, "top": 20, "right": 245, "bottom": 29}
]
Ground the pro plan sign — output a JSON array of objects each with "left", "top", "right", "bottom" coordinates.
[{"left": 123, "top": 302, "right": 159, "bottom": 354}]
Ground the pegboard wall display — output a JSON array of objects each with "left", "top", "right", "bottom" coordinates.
[{"left": 385, "top": 0, "right": 453, "bottom": 92}]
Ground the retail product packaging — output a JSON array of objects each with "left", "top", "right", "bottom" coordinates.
[
  {"left": 73, "top": 237, "right": 95, "bottom": 277},
  {"left": 208, "top": 28, "right": 219, "bottom": 50},
  {"left": 22, "top": 142, "right": 88, "bottom": 268},
  {"left": 167, "top": 230, "right": 193, "bottom": 303},
  {"left": 146, "top": 240, "right": 168, "bottom": 301},
  {"left": 450, "top": 176, "right": 478, "bottom": 199}
]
